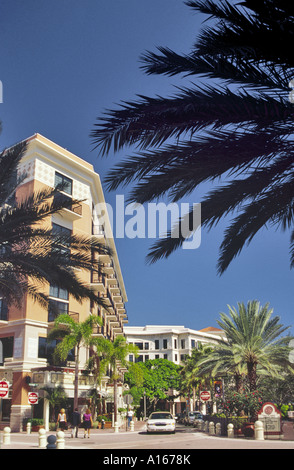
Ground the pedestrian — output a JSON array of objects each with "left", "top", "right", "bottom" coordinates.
[
  {"left": 82, "top": 408, "right": 93, "bottom": 438},
  {"left": 127, "top": 408, "right": 134, "bottom": 428},
  {"left": 71, "top": 407, "right": 81, "bottom": 438},
  {"left": 57, "top": 408, "right": 67, "bottom": 431}
]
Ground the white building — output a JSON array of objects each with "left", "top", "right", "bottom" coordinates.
[{"left": 124, "top": 325, "right": 225, "bottom": 365}]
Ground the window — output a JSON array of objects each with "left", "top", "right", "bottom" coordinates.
[
  {"left": 135, "top": 355, "right": 143, "bottom": 363},
  {"left": 163, "top": 339, "right": 167, "bottom": 349},
  {"left": 0, "top": 336, "right": 14, "bottom": 366},
  {"left": 129, "top": 355, "right": 134, "bottom": 363},
  {"left": 174, "top": 339, "right": 177, "bottom": 349},
  {"left": 55, "top": 172, "right": 72, "bottom": 195},
  {"left": 48, "top": 300, "right": 69, "bottom": 322},
  {"left": 135, "top": 342, "right": 143, "bottom": 350},
  {"left": 0, "top": 299, "right": 8, "bottom": 321},
  {"left": 155, "top": 354, "right": 160, "bottom": 359},
  {"left": 38, "top": 338, "right": 74, "bottom": 365},
  {"left": 175, "top": 354, "right": 178, "bottom": 362},
  {"left": 191, "top": 339, "right": 196, "bottom": 349},
  {"left": 155, "top": 340, "right": 159, "bottom": 350},
  {"left": 145, "top": 355, "right": 149, "bottom": 361},
  {"left": 181, "top": 339, "right": 185, "bottom": 349},
  {"left": 164, "top": 354, "right": 168, "bottom": 359},
  {"left": 144, "top": 342, "right": 149, "bottom": 350},
  {"left": 49, "top": 285, "right": 69, "bottom": 300},
  {"left": 52, "top": 223, "right": 71, "bottom": 257},
  {"left": 180, "top": 354, "right": 187, "bottom": 361}
]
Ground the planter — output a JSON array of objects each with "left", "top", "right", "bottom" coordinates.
[
  {"left": 241, "top": 422, "right": 255, "bottom": 438},
  {"left": 234, "top": 428, "right": 243, "bottom": 436}
]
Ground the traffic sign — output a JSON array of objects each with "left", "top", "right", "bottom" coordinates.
[
  {"left": 28, "top": 392, "right": 39, "bottom": 405},
  {"left": 200, "top": 391, "right": 211, "bottom": 402},
  {"left": 0, "top": 380, "right": 9, "bottom": 399},
  {"left": 123, "top": 394, "right": 133, "bottom": 405}
]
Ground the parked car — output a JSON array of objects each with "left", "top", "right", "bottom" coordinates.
[
  {"left": 146, "top": 412, "right": 176, "bottom": 434},
  {"left": 192, "top": 412, "right": 204, "bottom": 428},
  {"left": 184, "top": 411, "right": 204, "bottom": 426}
]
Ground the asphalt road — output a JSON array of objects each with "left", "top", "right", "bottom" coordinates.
[{"left": 1, "top": 422, "right": 294, "bottom": 452}]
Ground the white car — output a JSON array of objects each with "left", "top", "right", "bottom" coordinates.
[{"left": 146, "top": 412, "right": 176, "bottom": 434}]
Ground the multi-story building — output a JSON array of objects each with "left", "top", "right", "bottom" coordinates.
[
  {"left": 124, "top": 325, "right": 225, "bottom": 414},
  {"left": 0, "top": 134, "right": 128, "bottom": 431},
  {"left": 124, "top": 325, "right": 225, "bottom": 365}
]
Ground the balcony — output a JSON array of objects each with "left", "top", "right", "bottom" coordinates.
[
  {"left": 54, "top": 192, "right": 82, "bottom": 220},
  {"left": 92, "top": 224, "right": 106, "bottom": 245},
  {"left": 90, "top": 271, "right": 105, "bottom": 293},
  {"left": 106, "top": 274, "right": 118, "bottom": 287}
]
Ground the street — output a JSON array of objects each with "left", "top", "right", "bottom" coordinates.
[{"left": 1, "top": 422, "right": 294, "bottom": 452}]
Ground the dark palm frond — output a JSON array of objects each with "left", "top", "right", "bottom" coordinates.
[
  {"left": 92, "top": 0, "right": 294, "bottom": 272},
  {"left": 92, "top": 85, "right": 293, "bottom": 156}
]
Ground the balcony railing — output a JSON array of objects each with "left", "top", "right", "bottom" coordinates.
[{"left": 54, "top": 192, "right": 82, "bottom": 217}]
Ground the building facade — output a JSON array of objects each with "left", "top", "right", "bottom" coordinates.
[
  {"left": 124, "top": 325, "right": 225, "bottom": 365},
  {"left": 0, "top": 134, "right": 128, "bottom": 431},
  {"left": 124, "top": 325, "right": 225, "bottom": 414}
]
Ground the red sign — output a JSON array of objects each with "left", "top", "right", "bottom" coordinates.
[
  {"left": 0, "top": 380, "right": 9, "bottom": 398},
  {"left": 200, "top": 391, "right": 211, "bottom": 401},
  {"left": 28, "top": 392, "right": 39, "bottom": 405}
]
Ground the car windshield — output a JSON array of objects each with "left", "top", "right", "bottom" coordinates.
[{"left": 149, "top": 413, "right": 173, "bottom": 420}]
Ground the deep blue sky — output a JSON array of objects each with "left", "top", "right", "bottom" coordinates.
[{"left": 0, "top": 1, "right": 293, "bottom": 332}]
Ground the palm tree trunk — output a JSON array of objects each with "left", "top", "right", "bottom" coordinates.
[
  {"left": 74, "top": 345, "right": 80, "bottom": 410},
  {"left": 247, "top": 362, "right": 257, "bottom": 392},
  {"left": 234, "top": 373, "right": 243, "bottom": 393}
]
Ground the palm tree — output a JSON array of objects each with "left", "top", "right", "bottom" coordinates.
[
  {"left": 0, "top": 141, "right": 112, "bottom": 308},
  {"left": 47, "top": 314, "right": 104, "bottom": 410},
  {"left": 199, "top": 300, "right": 293, "bottom": 392},
  {"left": 40, "top": 385, "right": 69, "bottom": 422},
  {"left": 98, "top": 336, "right": 138, "bottom": 424},
  {"left": 91, "top": 1, "right": 294, "bottom": 273},
  {"left": 180, "top": 345, "right": 213, "bottom": 409}
]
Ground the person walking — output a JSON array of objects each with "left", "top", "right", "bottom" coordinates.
[
  {"left": 71, "top": 408, "right": 81, "bottom": 438},
  {"left": 82, "top": 408, "right": 93, "bottom": 438},
  {"left": 127, "top": 408, "right": 134, "bottom": 428},
  {"left": 57, "top": 408, "right": 67, "bottom": 431}
]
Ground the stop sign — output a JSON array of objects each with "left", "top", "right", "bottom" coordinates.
[
  {"left": 200, "top": 391, "right": 211, "bottom": 401},
  {"left": 0, "top": 380, "right": 9, "bottom": 398},
  {"left": 28, "top": 392, "right": 39, "bottom": 405}
]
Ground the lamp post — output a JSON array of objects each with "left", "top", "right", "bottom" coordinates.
[{"left": 143, "top": 390, "right": 147, "bottom": 419}]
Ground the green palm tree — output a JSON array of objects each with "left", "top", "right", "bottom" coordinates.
[
  {"left": 47, "top": 314, "right": 104, "bottom": 409},
  {"left": 91, "top": 1, "right": 294, "bottom": 273},
  {"left": 40, "top": 385, "right": 69, "bottom": 422},
  {"left": 180, "top": 345, "right": 213, "bottom": 409},
  {"left": 0, "top": 141, "right": 111, "bottom": 308},
  {"left": 199, "top": 300, "right": 293, "bottom": 392},
  {"left": 97, "top": 336, "right": 138, "bottom": 424}
]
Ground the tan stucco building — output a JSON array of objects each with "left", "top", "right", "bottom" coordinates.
[{"left": 0, "top": 134, "right": 128, "bottom": 431}]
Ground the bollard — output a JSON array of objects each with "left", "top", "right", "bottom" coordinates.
[
  {"left": 101, "top": 419, "right": 105, "bottom": 429},
  {"left": 3, "top": 427, "right": 11, "bottom": 445},
  {"left": 56, "top": 430, "right": 65, "bottom": 449},
  {"left": 209, "top": 422, "right": 215, "bottom": 435},
  {"left": 47, "top": 435, "right": 57, "bottom": 449},
  {"left": 204, "top": 421, "right": 209, "bottom": 432},
  {"left": 38, "top": 428, "right": 47, "bottom": 448},
  {"left": 27, "top": 421, "right": 31, "bottom": 435},
  {"left": 254, "top": 420, "right": 264, "bottom": 441},
  {"left": 227, "top": 423, "right": 234, "bottom": 438},
  {"left": 215, "top": 422, "right": 221, "bottom": 436},
  {"left": 201, "top": 420, "right": 205, "bottom": 431},
  {"left": 114, "top": 422, "right": 119, "bottom": 433},
  {"left": 130, "top": 421, "right": 134, "bottom": 432}
]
